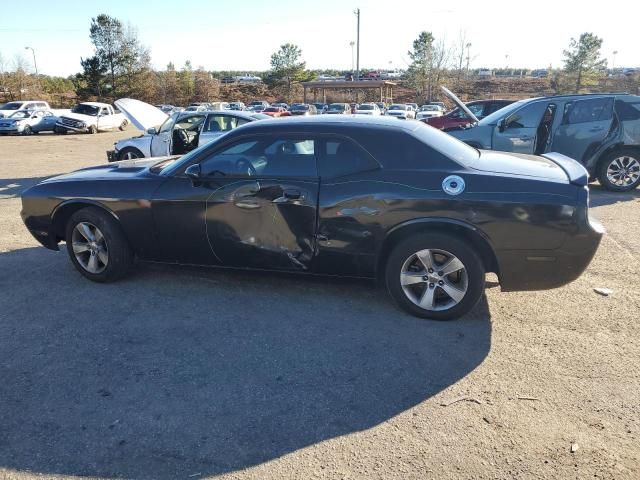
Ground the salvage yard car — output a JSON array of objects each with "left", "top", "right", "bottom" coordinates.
[
  {"left": 109, "top": 98, "right": 268, "bottom": 160},
  {"left": 20, "top": 116, "right": 603, "bottom": 320},
  {"left": 55, "top": 102, "right": 128, "bottom": 134},
  {"left": 443, "top": 87, "right": 640, "bottom": 191},
  {"left": 385, "top": 104, "right": 416, "bottom": 119},
  {"left": 0, "top": 109, "right": 58, "bottom": 135},
  {"left": 0, "top": 100, "right": 50, "bottom": 118},
  {"left": 424, "top": 99, "right": 514, "bottom": 130}
]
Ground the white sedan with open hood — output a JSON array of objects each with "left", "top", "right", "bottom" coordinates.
[{"left": 108, "top": 99, "right": 269, "bottom": 161}]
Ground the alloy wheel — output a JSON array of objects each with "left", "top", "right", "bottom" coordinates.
[
  {"left": 71, "top": 222, "right": 109, "bottom": 274},
  {"left": 400, "top": 248, "right": 468, "bottom": 311},
  {"left": 606, "top": 156, "right": 640, "bottom": 187}
]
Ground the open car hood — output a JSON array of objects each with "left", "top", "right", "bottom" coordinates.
[
  {"left": 115, "top": 98, "right": 168, "bottom": 132},
  {"left": 441, "top": 86, "right": 479, "bottom": 123}
]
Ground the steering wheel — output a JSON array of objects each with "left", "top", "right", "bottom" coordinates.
[
  {"left": 175, "top": 127, "right": 190, "bottom": 146},
  {"left": 236, "top": 157, "right": 257, "bottom": 176}
]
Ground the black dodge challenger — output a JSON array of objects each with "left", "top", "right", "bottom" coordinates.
[{"left": 21, "top": 116, "right": 604, "bottom": 320}]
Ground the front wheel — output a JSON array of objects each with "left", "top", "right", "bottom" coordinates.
[
  {"left": 385, "top": 233, "right": 485, "bottom": 320},
  {"left": 597, "top": 149, "right": 640, "bottom": 191},
  {"left": 118, "top": 120, "right": 128, "bottom": 131},
  {"left": 65, "top": 207, "right": 133, "bottom": 282},
  {"left": 88, "top": 125, "right": 98, "bottom": 134},
  {"left": 117, "top": 147, "right": 144, "bottom": 161}
]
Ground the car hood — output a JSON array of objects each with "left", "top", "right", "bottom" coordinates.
[
  {"left": 441, "top": 86, "right": 479, "bottom": 123},
  {"left": 42, "top": 156, "right": 179, "bottom": 183},
  {"left": 115, "top": 98, "right": 168, "bottom": 131},
  {"left": 59, "top": 112, "right": 95, "bottom": 122},
  {"left": 471, "top": 150, "right": 587, "bottom": 184}
]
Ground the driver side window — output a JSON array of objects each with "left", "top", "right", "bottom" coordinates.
[{"left": 200, "top": 137, "right": 316, "bottom": 178}]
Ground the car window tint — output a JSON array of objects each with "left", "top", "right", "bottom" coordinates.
[
  {"left": 562, "top": 98, "right": 613, "bottom": 125},
  {"left": 204, "top": 115, "right": 242, "bottom": 132},
  {"left": 318, "top": 138, "right": 379, "bottom": 178},
  {"left": 200, "top": 137, "right": 316, "bottom": 177},
  {"left": 505, "top": 102, "right": 547, "bottom": 129},
  {"left": 615, "top": 99, "right": 640, "bottom": 121}
]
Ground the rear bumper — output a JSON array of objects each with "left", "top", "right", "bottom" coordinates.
[{"left": 498, "top": 215, "right": 604, "bottom": 292}]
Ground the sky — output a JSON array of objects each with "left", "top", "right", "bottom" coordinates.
[{"left": 1, "top": 0, "right": 638, "bottom": 77}]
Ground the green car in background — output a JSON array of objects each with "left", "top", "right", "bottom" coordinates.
[{"left": 444, "top": 87, "right": 640, "bottom": 191}]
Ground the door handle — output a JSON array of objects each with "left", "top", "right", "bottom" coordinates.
[
  {"left": 284, "top": 189, "right": 301, "bottom": 199},
  {"left": 519, "top": 136, "right": 532, "bottom": 141},
  {"left": 273, "top": 189, "right": 302, "bottom": 204}
]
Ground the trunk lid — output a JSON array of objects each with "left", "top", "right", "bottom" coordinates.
[{"left": 471, "top": 150, "right": 586, "bottom": 184}]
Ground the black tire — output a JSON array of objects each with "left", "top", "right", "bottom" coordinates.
[
  {"left": 117, "top": 147, "right": 144, "bottom": 161},
  {"left": 385, "top": 233, "right": 485, "bottom": 320},
  {"left": 597, "top": 149, "right": 640, "bottom": 192},
  {"left": 22, "top": 125, "right": 33, "bottom": 135},
  {"left": 65, "top": 207, "right": 133, "bottom": 283},
  {"left": 118, "top": 120, "right": 128, "bottom": 131},
  {"left": 54, "top": 126, "right": 67, "bottom": 135},
  {"left": 87, "top": 125, "right": 98, "bottom": 134}
]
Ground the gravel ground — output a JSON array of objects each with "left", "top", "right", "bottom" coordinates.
[{"left": 0, "top": 131, "right": 638, "bottom": 480}]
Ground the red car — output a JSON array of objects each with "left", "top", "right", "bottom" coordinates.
[
  {"left": 262, "top": 107, "right": 291, "bottom": 118},
  {"left": 423, "top": 99, "right": 514, "bottom": 130}
]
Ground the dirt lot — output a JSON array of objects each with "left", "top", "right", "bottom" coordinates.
[{"left": 0, "top": 131, "right": 638, "bottom": 480}]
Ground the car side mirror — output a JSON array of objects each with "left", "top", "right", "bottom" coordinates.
[
  {"left": 147, "top": 127, "right": 157, "bottom": 135},
  {"left": 498, "top": 118, "right": 506, "bottom": 132},
  {"left": 185, "top": 164, "right": 202, "bottom": 182}
]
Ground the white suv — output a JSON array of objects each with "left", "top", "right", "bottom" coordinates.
[{"left": 0, "top": 100, "right": 50, "bottom": 118}]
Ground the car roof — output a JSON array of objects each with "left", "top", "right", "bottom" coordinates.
[{"left": 228, "top": 114, "right": 421, "bottom": 134}]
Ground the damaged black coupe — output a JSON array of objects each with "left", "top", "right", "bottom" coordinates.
[{"left": 21, "top": 116, "right": 603, "bottom": 320}]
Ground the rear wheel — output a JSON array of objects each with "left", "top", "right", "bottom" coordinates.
[
  {"left": 22, "top": 125, "right": 33, "bottom": 135},
  {"left": 65, "top": 207, "right": 133, "bottom": 282},
  {"left": 597, "top": 149, "right": 640, "bottom": 191},
  {"left": 118, "top": 120, "right": 128, "bottom": 131},
  {"left": 385, "top": 233, "right": 485, "bottom": 320},
  {"left": 88, "top": 125, "right": 98, "bottom": 134},
  {"left": 54, "top": 126, "right": 67, "bottom": 135}
]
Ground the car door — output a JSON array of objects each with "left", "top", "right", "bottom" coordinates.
[
  {"left": 492, "top": 101, "right": 549, "bottom": 154},
  {"left": 550, "top": 97, "right": 614, "bottom": 163},
  {"left": 35, "top": 111, "right": 56, "bottom": 131},
  {"left": 150, "top": 114, "right": 178, "bottom": 157},
  {"left": 199, "top": 114, "right": 250, "bottom": 146},
  {"left": 197, "top": 135, "right": 319, "bottom": 271}
]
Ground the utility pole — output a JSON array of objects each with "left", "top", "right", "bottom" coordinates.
[
  {"left": 350, "top": 41, "right": 355, "bottom": 72},
  {"left": 24, "top": 46, "right": 38, "bottom": 77},
  {"left": 354, "top": 8, "right": 360, "bottom": 81}
]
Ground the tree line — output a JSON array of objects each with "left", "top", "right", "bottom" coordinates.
[{"left": 0, "top": 13, "right": 631, "bottom": 107}]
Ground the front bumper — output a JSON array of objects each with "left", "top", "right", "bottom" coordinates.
[
  {"left": 0, "top": 125, "right": 22, "bottom": 134},
  {"left": 498, "top": 214, "right": 604, "bottom": 291},
  {"left": 106, "top": 149, "right": 118, "bottom": 162},
  {"left": 55, "top": 121, "right": 88, "bottom": 133}
]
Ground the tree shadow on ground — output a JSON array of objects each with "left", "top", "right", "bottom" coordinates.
[{"left": 0, "top": 247, "right": 492, "bottom": 479}]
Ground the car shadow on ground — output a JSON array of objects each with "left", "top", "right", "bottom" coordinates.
[
  {"left": 0, "top": 247, "right": 492, "bottom": 479},
  {"left": 588, "top": 183, "right": 640, "bottom": 207},
  {"left": 0, "top": 177, "right": 54, "bottom": 198}
]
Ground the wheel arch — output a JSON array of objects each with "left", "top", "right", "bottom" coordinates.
[
  {"left": 377, "top": 218, "right": 499, "bottom": 281},
  {"left": 51, "top": 200, "right": 121, "bottom": 243},
  {"left": 592, "top": 143, "right": 640, "bottom": 172}
]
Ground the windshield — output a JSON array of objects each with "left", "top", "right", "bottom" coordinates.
[
  {"left": 158, "top": 112, "right": 179, "bottom": 133},
  {"left": 479, "top": 99, "right": 528, "bottom": 125},
  {"left": 411, "top": 122, "right": 480, "bottom": 166},
  {"left": 9, "top": 111, "right": 30, "bottom": 119},
  {"left": 264, "top": 107, "right": 279, "bottom": 112},
  {"left": 291, "top": 105, "right": 308, "bottom": 111},
  {"left": 72, "top": 104, "right": 100, "bottom": 116},
  {"left": 329, "top": 104, "right": 345, "bottom": 110},
  {"left": 2, "top": 102, "right": 22, "bottom": 111},
  {"left": 359, "top": 104, "right": 375, "bottom": 110},
  {"left": 388, "top": 105, "right": 406, "bottom": 111},
  {"left": 420, "top": 106, "right": 438, "bottom": 111}
]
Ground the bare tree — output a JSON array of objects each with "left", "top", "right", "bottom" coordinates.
[{"left": 454, "top": 31, "right": 469, "bottom": 83}]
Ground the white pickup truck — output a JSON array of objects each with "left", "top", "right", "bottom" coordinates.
[{"left": 55, "top": 102, "right": 128, "bottom": 134}]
